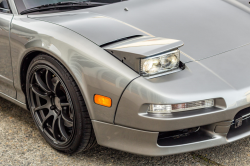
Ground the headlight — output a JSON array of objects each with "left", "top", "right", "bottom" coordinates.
[
  {"left": 148, "top": 99, "right": 214, "bottom": 114},
  {"left": 142, "top": 59, "right": 161, "bottom": 74},
  {"left": 141, "top": 50, "right": 180, "bottom": 77}
]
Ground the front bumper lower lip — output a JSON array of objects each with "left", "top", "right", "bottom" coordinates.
[{"left": 92, "top": 107, "right": 250, "bottom": 156}]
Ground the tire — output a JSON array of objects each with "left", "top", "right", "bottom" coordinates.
[{"left": 26, "top": 54, "right": 97, "bottom": 154}]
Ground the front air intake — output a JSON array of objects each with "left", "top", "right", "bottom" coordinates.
[{"left": 157, "top": 126, "right": 213, "bottom": 146}]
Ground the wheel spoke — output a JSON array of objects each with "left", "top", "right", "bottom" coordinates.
[
  {"left": 31, "top": 85, "right": 48, "bottom": 98},
  {"left": 62, "top": 111, "right": 73, "bottom": 127},
  {"left": 58, "top": 115, "right": 69, "bottom": 140},
  {"left": 42, "top": 113, "right": 53, "bottom": 128},
  {"left": 34, "top": 104, "right": 50, "bottom": 111},
  {"left": 51, "top": 77, "right": 60, "bottom": 94},
  {"left": 43, "top": 129, "right": 56, "bottom": 143},
  {"left": 45, "top": 69, "right": 54, "bottom": 92},
  {"left": 51, "top": 115, "right": 58, "bottom": 139},
  {"left": 35, "top": 72, "right": 51, "bottom": 93},
  {"left": 35, "top": 94, "right": 41, "bottom": 106}
]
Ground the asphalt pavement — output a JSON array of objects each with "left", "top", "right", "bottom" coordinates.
[{"left": 0, "top": 97, "right": 249, "bottom": 166}]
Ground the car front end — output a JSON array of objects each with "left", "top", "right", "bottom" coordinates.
[
  {"left": 94, "top": 42, "right": 250, "bottom": 156},
  {"left": 7, "top": 0, "right": 250, "bottom": 156}
]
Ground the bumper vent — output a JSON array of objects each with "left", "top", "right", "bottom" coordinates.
[{"left": 227, "top": 107, "right": 250, "bottom": 139}]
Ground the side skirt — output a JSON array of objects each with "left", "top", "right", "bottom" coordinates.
[{"left": 0, "top": 91, "right": 27, "bottom": 110}]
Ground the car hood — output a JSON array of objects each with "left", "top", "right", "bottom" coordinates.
[{"left": 29, "top": 0, "right": 250, "bottom": 63}]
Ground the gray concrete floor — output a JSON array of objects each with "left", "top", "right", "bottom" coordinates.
[{"left": 0, "top": 97, "right": 249, "bottom": 166}]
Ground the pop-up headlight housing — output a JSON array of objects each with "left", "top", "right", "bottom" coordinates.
[{"left": 103, "top": 36, "right": 184, "bottom": 78}]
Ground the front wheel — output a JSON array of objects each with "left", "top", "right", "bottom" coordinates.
[{"left": 26, "top": 54, "right": 96, "bottom": 154}]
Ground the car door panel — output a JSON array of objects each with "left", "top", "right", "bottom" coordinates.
[{"left": 0, "top": 12, "right": 15, "bottom": 98}]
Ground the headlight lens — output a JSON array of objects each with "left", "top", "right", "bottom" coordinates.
[
  {"left": 142, "top": 59, "right": 161, "bottom": 74},
  {"left": 160, "top": 54, "right": 178, "bottom": 69},
  {"left": 148, "top": 99, "right": 214, "bottom": 114},
  {"left": 141, "top": 50, "right": 180, "bottom": 77}
]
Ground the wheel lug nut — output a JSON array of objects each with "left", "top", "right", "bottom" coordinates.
[{"left": 50, "top": 105, "right": 56, "bottom": 110}]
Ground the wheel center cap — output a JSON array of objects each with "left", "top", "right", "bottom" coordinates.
[{"left": 54, "top": 97, "right": 62, "bottom": 110}]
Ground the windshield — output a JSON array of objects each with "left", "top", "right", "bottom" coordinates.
[{"left": 14, "top": 0, "right": 122, "bottom": 14}]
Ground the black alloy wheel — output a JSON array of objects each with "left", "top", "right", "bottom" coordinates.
[
  {"left": 26, "top": 54, "right": 97, "bottom": 154},
  {"left": 29, "top": 66, "right": 74, "bottom": 145}
]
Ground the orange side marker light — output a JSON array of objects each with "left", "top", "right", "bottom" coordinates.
[{"left": 94, "top": 94, "right": 112, "bottom": 107}]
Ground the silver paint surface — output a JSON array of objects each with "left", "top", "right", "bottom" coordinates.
[
  {"left": 28, "top": 11, "right": 148, "bottom": 46},
  {"left": 27, "top": 0, "right": 250, "bottom": 63},
  {"left": 88, "top": 0, "right": 250, "bottom": 62},
  {"left": 10, "top": 15, "right": 139, "bottom": 124}
]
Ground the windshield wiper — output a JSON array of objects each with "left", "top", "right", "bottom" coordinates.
[{"left": 20, "top": 1, "right": 107, "bottom": 15}]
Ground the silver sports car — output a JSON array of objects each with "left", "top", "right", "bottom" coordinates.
[{"left": 0, "top": 0, "right": 249, "bottom": 156}]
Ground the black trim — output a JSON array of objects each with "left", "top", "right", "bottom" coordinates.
[
  {"left": 100, "top": 35, "right": 142, "bottom": 48},
  {"left": 14, "top": 0, "right": 123, "bottom": 14}
]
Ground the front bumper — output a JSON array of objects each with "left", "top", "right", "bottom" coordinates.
[{"left": 92, "top": 107, "right": 250, "bottom": 156}]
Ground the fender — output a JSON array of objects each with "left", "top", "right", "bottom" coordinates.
[{"left": 10, "top": 15, "right": 139, "bottom": 124}]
